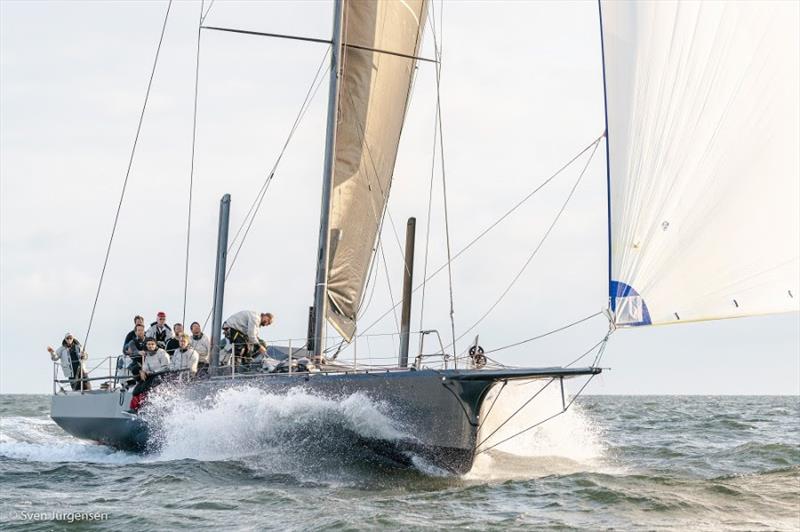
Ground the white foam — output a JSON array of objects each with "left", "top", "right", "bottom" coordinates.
[
  {"left": 0, "top": 416, "right": 140, "bottom": 464},
  {"left": 0, "top": 388, "right": 410, "bottom": 471},
  {"left": 143, "top": 385, "right": 408, "bottom": 462},
  {"left": 2, "top": 381, "right": 614, "bottom": 479},
  {"left": 467, "top": 379, "right": 612, "bottom": 479}
]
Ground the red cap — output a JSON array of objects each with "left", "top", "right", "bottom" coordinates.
[{"left": 157, "top": 311, "right": 166, "bottom": 318}]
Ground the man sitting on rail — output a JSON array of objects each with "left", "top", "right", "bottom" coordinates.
[
  {"left": 139, "top": 337, "right": 170, "bottom": 381},
  {"left": 129, "top": 337, "right": 171, "bottom": 411}
]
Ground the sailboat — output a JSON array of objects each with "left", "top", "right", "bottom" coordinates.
[{"left": 50, "top": 0, "right": 799, "bottom": 475}]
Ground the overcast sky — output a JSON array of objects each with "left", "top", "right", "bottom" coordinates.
[{"left": 1, "top": 0, "right": 798, "bottom": 395}]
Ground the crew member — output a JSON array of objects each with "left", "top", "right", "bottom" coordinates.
[
  {"left": 140, "top": 337, "right": 170, "bottom": 381},
  {"left": 122, "top": 315, "right": 144, "bottom": 351},
  {"left": 123, "top": 323, "right": 148, "bottom": 379},
  {"left": 164, "top": 323, "right": 184, "bottom": 355},
  {"left": 189, "top": 321, "right": 211, "bottom": 371},
  {"left": 146, "top": 311, "right": 173, "bottom": 347},
  {"left": 223, "top": 310, "right": 273, "bottom": 366},
  {"left": 47, "top": 333, "right": 91, "bottom": 391},
  {"left": 170, "top": 333, "right": 199, "bottom": 376}
]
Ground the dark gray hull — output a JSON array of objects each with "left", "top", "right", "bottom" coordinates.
[{"left": 51, "top": 367, "right": 600, "bottom": 474}]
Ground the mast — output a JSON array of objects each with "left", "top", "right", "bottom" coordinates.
[
  {"left": 398, "top": 217, "right": 416, "bottom": 367},
  {"left": 312, "top": 0, "right": 344, "bottom": 359},
  {"left": 210, "top": 193, "right": 231, "bottom": 371}
]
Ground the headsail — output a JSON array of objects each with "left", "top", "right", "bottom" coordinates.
[
  {"left": 600, "top": 1, "right": 800, "bottom": 327},
  {"left": 325, "top": 0, "right": 428, "bottom": 340}
]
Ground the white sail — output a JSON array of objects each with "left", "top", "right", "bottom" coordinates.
[
  {"left": 600, "top": 1, "right": 800, "bottom": 327},
  {"left": 326, "top": 0, "right": 428, "bottom": 340}
]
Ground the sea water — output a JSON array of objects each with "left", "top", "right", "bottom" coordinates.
[{"left": 1, "top": 390, "right": 798, "bottom": 531}]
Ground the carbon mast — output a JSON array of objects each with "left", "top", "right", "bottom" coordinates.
[{"left": 311, "top": 0, "right": 344, "bottom": 360}]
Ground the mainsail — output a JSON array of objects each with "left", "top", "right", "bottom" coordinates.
[
  {"left": 600, "top": 0, "right": 800, "bottom": 327},
  {"left": 325, "top": 0, "right": 428, "bottom": 340}
]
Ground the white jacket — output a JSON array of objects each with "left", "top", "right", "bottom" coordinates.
[
  {"left": 224, "top": 310, "right": 261, "bottom": 345},
  {"left": 50, "top": 345, "right": 87, "bottom": 379},
  {"left": 142, "top": 349, "right": 170, "bottom": 375},
  {"left": 170, "top": 347, "right": 199, "bottom": 374},
  {"left": 190, "top": 334, "right": 211, "bottom": 363},
  {"left": 146, "top": 324, "right": 174, "bottom": 343}
]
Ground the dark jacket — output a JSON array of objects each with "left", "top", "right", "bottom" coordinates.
[
  {"left": 124, "top": 337, "right": 147, "bottom": 363},
  {"left": 123, "top": 330, "right": 137, "bottom": 353},
  {"left": 165, "top": 337, "right": 180, "bottom": 356}
]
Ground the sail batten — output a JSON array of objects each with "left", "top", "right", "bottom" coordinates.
[
  {"left": 325, "top": 0, "right": 428, "bottom": 340},
  {"left": 601, "top": 0, "right": 800, "bottom": 328}
]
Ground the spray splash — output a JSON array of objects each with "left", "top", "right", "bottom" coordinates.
[
  {"left": 142, "top": 385, "right": 409, "bottom": 463},
  {"left": 467, "top": 379, "right": 609, "bottom": 480},
  {"left": 1, "top": 381, "right": 610, "bottom": 480}
]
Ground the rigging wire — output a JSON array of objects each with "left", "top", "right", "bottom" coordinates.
[
  {"left": 225, "top": 47, "right": 330, "bottom": 271},
  {"left": 377, "top": 238, "right": 402, "bottom": 349},
  {"left": 475, "top": 377, "right": 555, "bottom": 449},
  {"left": 418, "top": 0, "right": 444, "bottom": 336},
  {"left": 591, "top": 333, "right": 610, "bottom": 367},
  {"left": 447, "top": 137, "right": 603, "bottom": 351},
  {"left": 355, "top": 133, "right": 605, "bottom": 340},
  {"left": 425, "top": 0, "right": 458, "bottom": 362},
  {"left": 565, "top": 336, "right": 609, "bottom": 368},
  {"left": 183, "top": 0, "right": 204, "bottom": 326},
  {"left": 475, "top": 373, "right": 597, "bottom": 455},
  {"left": 482, "top": 311, "right": 604, "bottom": 355},
  {"left": 201, "top": 47, "right": 331, "bottom": 330},
  {"left": 82, "top": 0, "right": 173, "bottom": 353},
  {"left": 474, "top": 326, "right": 612, "bottom": 453},
  {"left": 417, "top": 118, "right": 438, "bottom": 333},
  {"left": 200, "top": 0, "right": 215, "bottom": 24},
  {"left": 417, "top": 96, "right": 438, "bottom": 333}
]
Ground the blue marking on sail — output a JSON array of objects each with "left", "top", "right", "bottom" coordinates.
[{"left": 610, "top": 280, "right": 652, "bottom": 327}]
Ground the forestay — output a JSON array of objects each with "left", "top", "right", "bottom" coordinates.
[
  {"left": 600, "top": 0, "right": 800, "bottom": 327},
  {"left": 326, "top": 0, "right": 428, "bottom": 340}
]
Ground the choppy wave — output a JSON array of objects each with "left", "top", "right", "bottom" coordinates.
[
  {"left": 2, "top": 394, "right": 798, "bottom": 531},
  {"left": 0, "top": 416, "right": 139, "bottom": 464}
]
